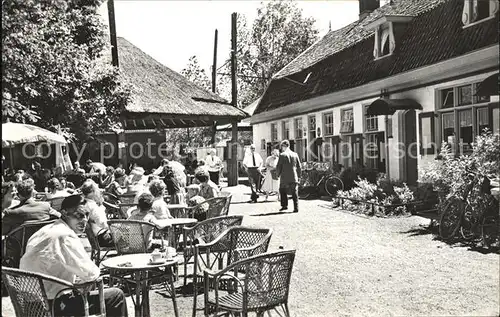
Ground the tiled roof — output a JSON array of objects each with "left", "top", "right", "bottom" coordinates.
[{"left": 255, "top": 0, "right": 498, "bottom": 116}]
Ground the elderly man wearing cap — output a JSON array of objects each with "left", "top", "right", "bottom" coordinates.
[
  {"left": 242, "top": 144, "right": 263, "bottom": 203},
  {"left": 20, "top": 195, "right": 128, "bottom": 316}
]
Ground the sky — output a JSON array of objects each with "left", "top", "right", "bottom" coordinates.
[{"left": 98, "top": 1, "right": 384, "bottom": 74}]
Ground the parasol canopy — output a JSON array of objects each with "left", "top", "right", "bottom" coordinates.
[{"left": 2, "top": 122, "right": 67, "bottom": 148}]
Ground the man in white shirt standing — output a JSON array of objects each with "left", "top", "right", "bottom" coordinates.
[
  {"left": 205, "top": 148, "right": 222, "bottom": 186},
  {"left": 242, "top": 144, "right": 263, "bottom": 203},
  {"left": 20, "top": 195, "right": 128, "bottom": 317}
]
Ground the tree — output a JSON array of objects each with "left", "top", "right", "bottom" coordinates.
[
  {"left": 2, "top": 0, "right": 131, "bottom": 140},
  {"left": 219, "top": 0, "right": 319, "bottom": 107},
  {"left": 180, "top": 55, "right": 212, "bottom": 92}
]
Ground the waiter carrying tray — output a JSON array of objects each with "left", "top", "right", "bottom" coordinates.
[{"left": 242, "top": 144, "right": 263, "bottom": 203}]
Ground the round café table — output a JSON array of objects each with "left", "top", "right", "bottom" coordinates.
[{"left": 102, "top": 253, "right": 180, "bottom": 317}]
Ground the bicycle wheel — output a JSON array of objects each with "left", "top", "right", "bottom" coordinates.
[
  {"left": 324, "top": 176, "right": 344, "bottom": 197},
  {"left": 482, "top": 212, "right": 499, "bottom": 248},
  {"left": 298, "top": 185, "right": 312, "bottom": 199},
  {"left": 439, "top": 197, "right": 464, "bottom": 241},
  {"left": 459, "top": 205, "right": 475, "bottom": 240}
]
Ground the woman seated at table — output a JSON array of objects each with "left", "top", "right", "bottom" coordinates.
[
  {"left": 81, "top": 180, "right": 114, "bottom": 247},
  {"left": 128, "top": 193, "right": 161, "bottom": 250},
  {"left": 46, "top": 178, "right": 72, "bottom": 199},
  {"left": 148, "top": 180, "right": 173, "bottom": 220},
  {"left": 125, "top": 166, "right": 147, "bottom": 194},
  {"left": 105, "top": 168, "right": 126, "bottom": 197},
  {"left": 195, "top": 169, "right": 219, "bottom": 200},
  {"left": 100, "top": 166, "right": 115, "bottom": 189}
]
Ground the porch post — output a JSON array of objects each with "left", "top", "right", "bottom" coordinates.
[
  {"left": 385, "top": 115, "right": 391, "bottom": 180},
  {"left": 228, "top": 120, "right": 239, "bottom": 186}
]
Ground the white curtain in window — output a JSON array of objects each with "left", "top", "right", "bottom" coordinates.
[
  {"left": 381, "top": 28, "right": 390, "bottom": 53},
  {"left": 459, "top": 110, "right": 472, "bottom": 127},
  {"left": 478, "top": 108, "right": 489, "bottom": 126},
  {"left": 442, "top": 113, "right": 455, "bottom": 129}
]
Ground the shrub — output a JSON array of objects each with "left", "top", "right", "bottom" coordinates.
[{"left": 339, "top": 167, "right": 358, "bottom": 190}]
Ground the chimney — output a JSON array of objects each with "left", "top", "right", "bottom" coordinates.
[{"left": 359, "top": 0, "right": 380, "bottom": 20}]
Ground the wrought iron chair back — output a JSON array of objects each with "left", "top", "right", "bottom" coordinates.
[
  {"left": 192, "top": 226, "right": 273, "bottom": 317},
  {"left": 108, "top": 220, "right": 160, "bottom": 255},
  {"left": 84, "top": 225, "right": 114, "bottom": 266},
  {"left": 203, "top": 250, "right": 296, "bottom": 317},
  {"left": 2, "top": 267, "right": 105, "bottom": 317},
  {"left": 3, "top": 220, "right": 56, "bottom": 268},
  {"left": 117, "top": 193, "right": 135, "bottom": 205},
  {"left": 182, "top": 215, "right": 244, "bottom": 286},
  {"left": 218, "top": 192, "right": 233, "bottom": 215}
]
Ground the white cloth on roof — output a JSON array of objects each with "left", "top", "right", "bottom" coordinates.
[{"left": 19, "top": 219, "right": 100, "bottom": 299}]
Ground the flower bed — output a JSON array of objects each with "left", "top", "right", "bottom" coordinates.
[{"left": 335, "top": 178, "right": 418, "bottom": 217}]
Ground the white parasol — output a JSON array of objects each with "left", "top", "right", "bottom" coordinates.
[{"left": 2, "top": 122, "right": 67, "bottom": 148}]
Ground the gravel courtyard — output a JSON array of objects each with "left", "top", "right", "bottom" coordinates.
[{"left": 2, "top": 185, "right": 499, "bottom": 316}]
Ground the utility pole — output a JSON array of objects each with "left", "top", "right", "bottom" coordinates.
[
  {"left": 210, "top": 29, "right": 218, "bottom": 145},
  {"left": 228, "top": 13, "right": 239, "bottom": 186},
  {"left": 108, "top": 0, "right": 119, "bottom": 67}
]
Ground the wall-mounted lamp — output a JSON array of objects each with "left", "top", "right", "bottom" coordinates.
[{"left": 316, "top": 127, "right": 322, "bottom": 138}]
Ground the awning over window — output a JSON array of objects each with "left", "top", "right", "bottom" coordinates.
[
  {"left": 475, "top": 73, "right": 498, "bottom": 97},
  {"left": 366, "top": 98, "right": 422, "bottom": 116}
]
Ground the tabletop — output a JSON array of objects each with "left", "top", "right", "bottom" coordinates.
[
  {"left": 167, "top": 204, "right": 188, "bottom": 209},
  {"left": 101, "top": 253, "right": 178, "bottom": 271},
  {"left": 155, "top": 218, "right": 198, "bottom": 230}
]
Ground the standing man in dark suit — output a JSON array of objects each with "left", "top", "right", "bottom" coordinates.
[
  {"left": 276, "top": 140, "right": 301, "bottom": 213},
  {"left": 242, "top": 144, "right": 263, "bottom": 203}
]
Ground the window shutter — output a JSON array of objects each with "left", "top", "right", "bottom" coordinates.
[{"left": 419, "top": 112, "right": 436, "bottom": 155}]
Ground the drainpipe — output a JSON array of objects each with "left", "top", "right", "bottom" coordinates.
[{"left": 385, "top": 114, "right": 390, "bottom": 180}]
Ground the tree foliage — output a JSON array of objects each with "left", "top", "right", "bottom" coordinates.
[
  {"left": 180, "top": 55, "right": 212, "bottom": 92},
  {"left": 2, "top": 0, "right": 131, "bottom": 140},
  {"left": 219, "top": 0, "right": 319, "bottom": 107}
]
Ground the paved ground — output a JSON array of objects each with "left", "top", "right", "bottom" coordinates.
[{"left": 2, "top": 184, "right": 499, "bottom": 316}]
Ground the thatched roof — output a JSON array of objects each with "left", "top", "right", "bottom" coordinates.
[{"left": 117, "top": 37, "right": 247, "bottom": 129}]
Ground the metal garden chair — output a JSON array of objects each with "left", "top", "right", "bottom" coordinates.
[
  {"left": 2, "top": 267, "right": 105, "bottom": 317},
  {"left": 192, "top": 226, "right": 273, "bottom": 317},
  {"left": 181, "top": 215, "right": 244, "bottom": 287},
  {"left": 85, "top": 225, "right": 115, "bottom": 267},
  {"left": 203, "top": 250, "right": 296, "bottom": 317},
  {"left": 2, "top": 220, "right": 56, "bottom": 268}
]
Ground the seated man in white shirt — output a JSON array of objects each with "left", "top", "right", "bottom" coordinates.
[
  {"left": 20, "top": 194, "right": 127, "bottom": 317},
  {"left": 81, "top": 179, "right": 114, "bottom": 247}
]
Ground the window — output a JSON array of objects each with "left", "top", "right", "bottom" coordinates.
[
  {"left": 294, "top": 118, "right": 303, "bottom": 139},
  {"left": 419, "top": 112, "right": 436, "bottom": 155},
  {"left": 462, "top": 0, "right": 499, "bottom": 26},
  {"left": 309, "top": 115, "right": 316, "bottom": 132},
  {"left": 271, "top": 123, "right": 278, "bottom": 141},
  {"left": 374, "top": 24, "right": 394, "bottom": 59},
  {"left": 323, "top": 112, "right": 334, "bottom": 136},
  {"left": 364, "top": 106, "right": 378, "bottom": 132},
  {"left": 282, "top": 121, "right": 290, "bottom": 140},
  {"left": 437, "top": 81, "right": 497, "bottom": 154},
  {"left": 458, "top": 84, "right": 472, "bottom": 106},
  {"left": 340, "top": 109, "right": 353, "bottom": 133},
  {"left": 441, "top": 88, "right": 454, "bottom": 109}
]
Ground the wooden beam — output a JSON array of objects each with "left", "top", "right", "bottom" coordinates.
[
  {"left": 123, "top": 120, "right": 128, "bottom": 128},
  {"left": 141, "top": 119, "right": 146, "bottom": 127},
  {"left": 180, "top": 119, "right": 186, "bottom": 125},
  {"left": 133, "top": 120, "right": 137, "bottom": 128},
  {"left": 170, "top": 119, "right": 176, "bottom": 126},
  {"left": 151, "top": 119, "right": 157, "bottom": 127},
  {"left": 160, "top": 119, "right": 166, "bottom": 127}
]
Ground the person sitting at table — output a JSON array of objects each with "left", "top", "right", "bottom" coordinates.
[
  {"left": 2, "top": 181, "right": 19, "bottom": 212},
  {"left": 101, "top": 166, "right": 115, "bottom": 188},
  {"left": 81, "top": 180, "right": 114, "bottom": 247},
  {"left": 19, "top": 195, "right": 128, "bottom": 317},
  {"left": 128, "top": 192, "right": 157, "bottom": 223},
  {"left": 64, "top": 161, "right": 86, "bottom": 188},
  {"left": 125, "top": 166, "right": 147, "bottom": 194},
  {"left": 46, "top": 178, "right": 72, "bottom": 199},
  {"left": 195, "top": 169, "right": 219, "bottom": 200},
  {"left": 105, "top": 168, "right": 126, "bottom": 197},
  {"left": 162, "top": 164, "right": 182, "bottom": 204},
  {"left": 2, "top": 179, "right": 60, "bottom": 234},
  {"left": 148, "top": 180, "right": 172, "bottom": 220}
]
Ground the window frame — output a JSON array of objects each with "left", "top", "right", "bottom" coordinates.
[
  {"left": 340, "top": 108, "right": 354, "bottom": 134},
  {"left": 282, "top": 120, "right": 290, "bottom": 140},
  {"left": 270, "top": 123, "right": 278, "bottom": 141},
  {"left": 323, "top": 112, "right": 334, "bottom": 136},
  {"left": 294, "top": 117, "right": 303, "bottom": 140}
]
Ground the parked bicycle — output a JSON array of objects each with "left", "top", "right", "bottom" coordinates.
[
  {"left": 439, "top": 170, "right": 499, "bottom": 248},
  {"left": 298, "top": 162, "right": 344, "bottom": 199}
]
